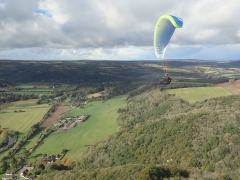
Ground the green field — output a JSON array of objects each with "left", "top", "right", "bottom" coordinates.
[
  {"left": 9, "top": 86, "right": 73, "bottom": 95},
  {"left": 9, "top": 83, "right": 76, "bottom": 95},
  {"left": 24, "top": 131, "right": 43, "bottom": 150},
  {"left": 20, "top": 88, "right": 53, "bottom": 91},
  {"left": 0, "top": 100, "right": 51, "bottom": 133},
  {"left": 29, "top": 95, "right": 127, "bottom": 161},
  {"left": 14, "top": 85, "right": 35, "bottom": 89},
  {"left": 167, "top": 87, "right": 233, "bottom": 103},
  {"left": 7, "top": 91, "right": 51, "bottom": 95}
]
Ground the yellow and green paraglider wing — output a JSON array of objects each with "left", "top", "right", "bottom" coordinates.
[{"left": 154, "top": 14, "right": 183, "bottom": 59}]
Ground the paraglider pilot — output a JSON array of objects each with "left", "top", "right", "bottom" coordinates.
[{"left": 160, "top": 76, "right": 172, "bottom": 85}]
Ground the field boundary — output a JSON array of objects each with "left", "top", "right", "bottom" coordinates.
[
  {"left": 214, "top": 80, "right": 240, "bottom": 94},
  {"left": 39, "top": 105, "right": 70, "bottom": 128}
]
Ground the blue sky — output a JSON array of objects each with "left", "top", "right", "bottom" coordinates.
[
  {"left": 34, "top": 9, "right": 52, "bottom": 18},
  {"left": 0, "top": 0, "right": 240, "bottom": 61}
]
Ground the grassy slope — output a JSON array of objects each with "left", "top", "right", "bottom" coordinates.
[
  {"left": 167, "top": 87, "right": 233, "bottom": 103},
  {"left": 29, "top": 95, "right": 127, "bottom": 161}
]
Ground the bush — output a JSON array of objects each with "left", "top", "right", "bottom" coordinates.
[{"left": 205, "top": 164, "right": 214, "bottom": 172}]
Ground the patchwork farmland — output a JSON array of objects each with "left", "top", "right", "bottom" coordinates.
[{"left": 29, "top": 95, "right": 127, "bottom": 161}]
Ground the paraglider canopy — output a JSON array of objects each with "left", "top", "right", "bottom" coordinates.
[{"left": 154, "top": 14, "right": 183, "bottom": 59}]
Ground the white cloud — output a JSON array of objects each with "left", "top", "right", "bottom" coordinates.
[
  {"left": 0, "top": 0, "right": 240, "bottom": 60},
  {"left": 194, "top": 30, "right": 218, "bottom": 42},
  {"left": 236, "top": 30, "right": 240, "bottom": 39},
  {"left": 0, "top": 3, "right": 5, "bottom": 9}
]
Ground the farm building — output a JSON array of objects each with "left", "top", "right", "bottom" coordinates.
[
  {"left": 43, "top": 154, "right": 61, "bottom": 163},
  {"left": 56, "top": 114, "right": 89, "bottom": 130},
  {"left": 20, "top": 167, "right": 34, "bottom": 178},
  {"left": 2, "top": 171, "right": 16, "bottom": 180},
  {"left": 54, "top": 122, "right": 64, "bottom": 128},
  {"left": 77, "top": 114, "right": 89, "bottom": 122}
]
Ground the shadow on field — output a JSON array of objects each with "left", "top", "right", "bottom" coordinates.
[
  {"left": 60, "top": 149, "right": 70, "bottom": 160},
  {"left": 29, "top": 153, "right": 43, "bottom": 159}
]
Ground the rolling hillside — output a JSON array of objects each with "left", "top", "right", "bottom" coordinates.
[{"left": 38, "top": 86, "right": 240, "bottom": 179}]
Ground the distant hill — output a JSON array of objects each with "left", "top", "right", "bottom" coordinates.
[{"left": 1, "top": 60, "right": 239, "bottom": 84}]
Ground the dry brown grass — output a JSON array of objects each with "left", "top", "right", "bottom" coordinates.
[
  {"left": 91, "top": 93, "right": 102, "bottom": 98},
  {"left": 214, "top": 80, "right": 240, "bottom": 94},
  {"left": 35, "top": 85, "right": 50, "bottom": 88}
]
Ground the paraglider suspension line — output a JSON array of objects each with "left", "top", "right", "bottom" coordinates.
[{"left": 164, "top": 60, "right": 168, "bottom": 77}]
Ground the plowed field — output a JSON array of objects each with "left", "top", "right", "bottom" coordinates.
[
  {"left": 215, "top": 80, "right": 240, "bottom": 94},
  {"left": 40, "top": 105, "right": 69, "bottom": 128}
]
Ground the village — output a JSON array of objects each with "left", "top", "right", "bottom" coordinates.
[
  {"left": 2, "top": 167, "right": 35, "bottom": 180},
  {"left": 2, "top": 153, "right": 61, "bottom": 180},
  {"left": 53, "top": 114, "right": 89, "bottom": 130}
]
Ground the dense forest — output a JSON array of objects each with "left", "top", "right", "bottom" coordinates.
[
  {"left": 0, "top": 60, "right": 237, "bottom": 84},
  {"left": 37, "top": 84, "right": 240, "bottom": 179}
]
